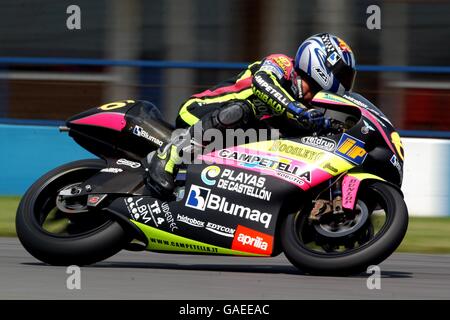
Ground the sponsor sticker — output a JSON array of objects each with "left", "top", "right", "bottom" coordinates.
[
  {"left": 200, "top": 165, "right": 221, "bottom": 186},
  {"left": 117, "top": 158, "right": 141, "bottom": 169},
  {"left": 125, "top": 197, "right": 161, "bottom": 227},
  {"left": 100, "top": 168, "right": 123, "bottom": 173},
  {"left": 260, "top": 60, "right": 285, "bottom": 79},
  {"left": 253, "top": 74, "right": 289, "bottom": 110},
  {"left": 161, "top": 202, "right": 179, "bottom": 232},
  {"left": 327, "top": 52, "right": 340, "bottom": 66},
  {"left": 218, "top": 149, "right": 311, "bottom": 186},
  {"left": 231, "top": 225, "right": 273, "bottom": 255},
  {"left": 205, "top": 222, "right": 235, "bottom": 238},
  {"left": 132, "top": 125, "right": 163, "bottom": 146},
  {"left": 343, "top": 95, "right": 392, "bottom": 126},
  {"left": 185, "top": 185, "right": 211, "bottom": 210},
  {"left": 334, "top": 133, "right": 367, "bottom": 165},
  {"left": 269, "top": 141, "right": 323, "bottom": 161},
  {"left": 300, "top": 136, "right": 336, "bottom": 152},
  {"left": 390, "top": 154, "right": 403, "bottom": 180},
  {"left": 185, "top": 184, "right": 272, "bottom": 229},
  {"left": 177, "top": 214, "right": 205, "bottom": 228},
  {"left": 201, "top": 166, "right": 272, "bottom": 201},
  {"left": 342, "top": 176, "right": 359, "bottom": 209}
]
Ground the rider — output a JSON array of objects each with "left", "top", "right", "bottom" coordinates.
[{"left": 146, "top": 33, "right": 357, "bottom": 198}]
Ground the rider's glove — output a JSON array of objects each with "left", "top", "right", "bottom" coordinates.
[{"left": 287, "top": 102, "right": 326, "bottom": 130}]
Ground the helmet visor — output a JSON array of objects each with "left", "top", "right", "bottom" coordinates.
[{"left": 332, "top": 59, "right": 356, "bottom": 91}]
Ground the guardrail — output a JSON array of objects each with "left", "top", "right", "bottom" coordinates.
[
  {"left": 1, "top": 57, "right": 450, "bottom": 73},
  {"left": 1, "top": 56, "right": 449, "bottom": 139}
]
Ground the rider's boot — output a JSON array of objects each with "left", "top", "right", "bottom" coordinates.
[{"left": 146, "top": 127, "right": 200, "bottom": 198}]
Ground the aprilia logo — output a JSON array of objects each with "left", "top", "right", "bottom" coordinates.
[{"left": 231, "top": 225, "right": 273, "bottom": 255}]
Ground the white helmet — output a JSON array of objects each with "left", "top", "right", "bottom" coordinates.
[{"left": 294, "top": 33, "right": 356, "bottom": 93}]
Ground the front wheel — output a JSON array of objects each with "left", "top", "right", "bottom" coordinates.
[
  {"left": 281, "top": 181, "right": 408, "bottom": 276},
  {"left": 16, "top": 159, "right": 130, "bottom": 266}
]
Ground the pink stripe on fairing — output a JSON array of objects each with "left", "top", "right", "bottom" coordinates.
[
  {"left": 71, "top": 112, "right": 126, "bottom": 132},
  {"left": 199, "top": 145, "right": 332, "bottom": 190},
  {"left": 342, "top": 175, "right": 361, "bottom": 210},
  {"left": 312, "top": 96, "right": 397, "bottom": 154},
  {"left": 312, "top": 98, "right": 350, "bottom": 106},
  {"left": 360, "top": 109, "right": 396, "bottom": 154},
  {"left": 192, "top": 77, "right": 252, "bottom": 98}
]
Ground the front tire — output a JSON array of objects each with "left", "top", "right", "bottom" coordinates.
[
  {"left": 281, "top": 181, "right": 408, "bottom": 276},
  {"left": 16, "top": 159, "right": 130, "bottom": 266}
]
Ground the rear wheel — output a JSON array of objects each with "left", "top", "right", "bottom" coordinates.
[
  {"left": 281, "top": 181, "right": 408, "bottom": 275},
  {"left": 16, "top": 159, "right": 130, "bottom": 266}
]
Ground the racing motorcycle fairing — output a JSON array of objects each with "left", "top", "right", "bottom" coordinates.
[
  {"left": 77, "top": 157, "right": 149, "bottom": 196},
  {"left": 107, "top": 162, "right": 296, "bottom": 257},
  {"left": 312, "top": 91, "right": 405, "bottom": 186},
  {"left": 59, "top": 92, "right": 406, "bottom": 258},
  {"left": 66, "top": 100, "right": 173, "bottom": 160},
  {"left": 199, "top": 140, "right": 353, "bottom": 191}
]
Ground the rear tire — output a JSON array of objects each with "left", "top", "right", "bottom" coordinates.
[
  {"left": 281, "top": 181, "right": 408, "bottom": 276},
  {"left": 16, "top": 159, "right": 130, "bottom": 266}
]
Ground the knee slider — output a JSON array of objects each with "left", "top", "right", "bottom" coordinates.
[{"left": 215, "top": 101, "right": 252, "bottom": 129}]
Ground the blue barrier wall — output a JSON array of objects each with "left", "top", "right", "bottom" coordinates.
[
  {"left": 0, "top": 124, "right": 95, "bottom": 195},
  {"left": 1, "top": 124, "right": 449, "bottom": 217}
]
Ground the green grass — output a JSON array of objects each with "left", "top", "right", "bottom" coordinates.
[
  {"left": 398, "top": 217, "right": 450, "bottom": 254},
  {"left": 0, "top": 196, "right": 20, "bottom": 237},
  {"left": 1, "top": 196, "right": 450, "bottom": 254}
]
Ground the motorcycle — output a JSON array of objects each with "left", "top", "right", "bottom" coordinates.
[{"left": 16, "top": 92, "right": 408, "bottom": 276}]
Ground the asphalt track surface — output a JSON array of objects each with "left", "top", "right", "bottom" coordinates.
[{"left": 1, "top": 238, "right": 449, "bottom": 299}]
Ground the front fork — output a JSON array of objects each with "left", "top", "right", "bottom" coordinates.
[
  {"left": 310, "top": 174, "right": 345, "bottom": 220},
  {"left": 310, "top": 171, "right": 386, "bottom": 221}
]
